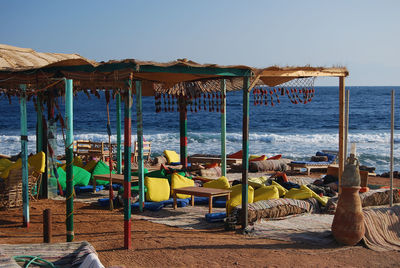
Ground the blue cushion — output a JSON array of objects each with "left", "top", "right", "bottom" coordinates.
[
  {"left": 98, "top": 197, "right": 117, "bottom": 207},
  {"left": 291, "top": 161, "right": 331, "bottom": 165},
  {"left": 105, "top": 183, "right": 122, "bottom": 190},
  {"left": 213, "top": 199, "right": 227, "bottom": 208},
  {"left": 194, "top": 196, "right": 210, "bottom": 205},
  {"left": 205, "top": 212, "right": 226, "bottom": 223},
  {"left": 316, "top": 151, "right": 336, "bottom": 162}
]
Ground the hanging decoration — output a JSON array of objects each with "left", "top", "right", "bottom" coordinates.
[{"left": 252, "top": 77, "right": 316, "bottom": 107}]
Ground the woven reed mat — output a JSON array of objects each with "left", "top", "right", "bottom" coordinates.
[
  {"left": 363, "top": 205, "right": 400, "bottom": 251},
  {"left": 0, "top": 241, "right": 98, "bottom": 268},
  {"left": 248, "top": 214, "right": 336, "bottom": 245},
  {"left": 134, "top": 205, "right": 226, "bottom": 230}
]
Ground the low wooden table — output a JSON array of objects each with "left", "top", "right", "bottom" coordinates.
[
  {"left": 173, "top": 186, "right": 231, "bottom": 214},
  {"left": 92, "top": 174, "right": 138, "bottom": 193}
]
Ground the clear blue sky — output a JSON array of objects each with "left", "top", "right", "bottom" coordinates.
[{"left": 1, "top": 0, "right": 399, "bottom": 86}]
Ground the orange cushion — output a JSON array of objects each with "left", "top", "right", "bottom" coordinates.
[
  {"left": 228, "top": 150, "right": 242, "bottom": 159},
  {"left": 267, "top": 154, "right": 282, "bottom": 160},
  {"left": 205, "top": 163, "right": 219, "bottom": 169}
]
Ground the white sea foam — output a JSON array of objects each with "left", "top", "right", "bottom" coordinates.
[{"left": 0, "top": 131, "right": 398, "bottom": 174}]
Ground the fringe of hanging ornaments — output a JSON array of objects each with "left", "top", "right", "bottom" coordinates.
[{"left": 154, "top": 87, "right": 315, "bottom": 112}]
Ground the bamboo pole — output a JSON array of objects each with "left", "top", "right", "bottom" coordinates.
[
  {"left": 221, "top": 79, "right": 227, "bottom": 176},
  {"left": 390, "top": 90, "right": 395, "bottom": 207},
  {"left": 116, "top": 92, "right": 122, "bottom": 174},
  {"left": 344, "top": 90, "right": 350, "bottom": 158},
  {"left": 136, "top": 80, "right": 145, "bottom": 212},
  {"left": 241, "top": 77, "right": 250, "bottom": 230},
  {"left": 65, "top": 79, "right": 74, "bottom": 242},
  {"left": 179, "top": 96, "right": 188, "bottom": 168},
  {"left": 338, "top": 77, "right": 346, "bottom": 192},
  {"left": 20, "top": 84, "right": 29, "bottom": 228},
  {"left": 124, "top": 78, "right": 133, "bottom": 249}
]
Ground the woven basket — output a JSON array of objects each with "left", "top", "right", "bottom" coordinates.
[{"left": 0, "top": 168, "right": 34, "bottom": 210}]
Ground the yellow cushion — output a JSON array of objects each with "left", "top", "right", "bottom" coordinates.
[
  {"left": 0, "top": 158, "right": 13, "bottom": 173},
  {"left": 0, "top": 158, "right": 23, "bottom": 179},
  {"left": 226, "top": 184, "right": 254, "bottom": 215},
  {"left": 171, "top": 172, "right": 195, "bottom": 199},
  {"left": 73, "top": 156, "right": 84, "bottom": 168},
  {"left": 145, "top": 177, "right": 170, "bottom": 202},
  {"left": 164, "top": 150, "right": 180, "bottom": 164},
  {"left": 248, "top": 176, "right": 268, "bottom": 189},
  {"left": 285, "top": 185, "right": 313, "bottom": 200},
  {"left": 28, "top": 152, "right": 46, "bottom": 173},
  {"left": 249, "top": 155, "right": 261, "bottom": 160},
  {"left": 84, "top": 160, "right": 98, "bottom": 173},
  {"left": 271, "top": 181, "right": 288, "bottom": 197},
  {"left": 203, "top": 176, "right": 230, "bottom": 190},
  {"left": 254, "top": 186, "right": 279, "bottom": 202}
]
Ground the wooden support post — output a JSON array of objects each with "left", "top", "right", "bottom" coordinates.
[
  {"left": 43, "top": 209, "right": 52, "bottom": 243},
  {"left": 338, "top": 77, "right": 346, "bottom": 192},
  {"left": 390, "top": 90, "right": 395, "bottom": 207},
  {"left": 344, "top": 90, "right": 350, "bottom": 158},
  {"left": 116, "top": 92, "right": 122, "bottom": 174},
  {"left": 20, "top": 84, "right": 29, "bottom": 228},
  {"left": 65, "top": 79, "right": 74, "bottom": 242},
  {"left": 179, "top": 96, "right": 188, "bottom": 169},
  {"left": 124, "top": 79, "right": 133, "bottom": 249},
  {"left": 241, "top": 77, "right": 250, "bottom": 230},
  {"left": 136, "top": 80, "right": 145, "bottom": 212},
  {"left": 36, "top": 96, "right": 43, "bottom": 154},
  {"left": 221, "top": 79, "right": 227, "bottom": 176}
]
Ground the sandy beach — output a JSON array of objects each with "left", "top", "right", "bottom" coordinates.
[{"left": 1, "top": 171, "right": 400, "bottom": 268}]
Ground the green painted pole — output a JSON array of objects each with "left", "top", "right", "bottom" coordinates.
[
  {"left": 179, "top": 96, "right": 188, "bottom": 168},
  {"left": 116, "top": 92, "right": 122, "bottom": 174},
  {"left": 241, "top": 77, "right": 250, "bottom": 230},
  {"left": 36, "top": 96, "right": 43, "bottom": 154},
  {"left": 221, "top": 79, "right": 227, "bottom": 176},
  {"left": 136, "top": 81, "right": 145, "bottom": 211},
  {"left": 65, "top": 79, "right": 74, "bottom": 242},
  {"left": 124, "top": 79, "right": 133, "bottom": 249},
  {"left": 20, "top": 84, "right": 29, "bottom": 227}
]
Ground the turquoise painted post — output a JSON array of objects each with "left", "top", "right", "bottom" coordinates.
[
  {"left": 136, "top": 81, "right": 145, "bottom": 211},
  {"left": 221, "top": 79, "right": 227, "bottom": 176},
  {"left": 241, "top": 77, "right": 250, "bottom": 230},
  {"left": 116, "top": 92, "right": 122, "bottom": 174},
  {"left": 124, "top": 80, "right": 133, "bottom": 249},
  {"left": 65, "top": 79, "right": 74, "bottom": 242},
  {"left": 36, "top": 96, "right": 43, "bottom": 154},
  {"left": 20, "top": 84, "right": 29, "bottom": 227}
]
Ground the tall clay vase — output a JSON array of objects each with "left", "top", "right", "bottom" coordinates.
[{"left": 331, "top": 186, "right": 365, "bottom": 246}]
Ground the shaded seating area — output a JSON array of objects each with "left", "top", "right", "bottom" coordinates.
[
  {"left": 73, "top": 140, "right": 116, "bottom": 162},
  {"left": 288, "top": 151, "right": 337, "bottom": 175}
]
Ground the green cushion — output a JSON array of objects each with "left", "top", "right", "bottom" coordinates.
[
  {"left": 52, "top": 165, "right": 91, "bottom": 190},
  {"left": 92, "top": 160, "right": 116, "bottom": 185},
  {"left": 145, "top": 169, "right": 166, "bottom": 178},
  {"left": 132, "top": 168, "right": 149, "bottom": 177}
]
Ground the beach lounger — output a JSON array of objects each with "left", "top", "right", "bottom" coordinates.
[{"left": 288, "top": 151, "right": 337, "bottom": 175}]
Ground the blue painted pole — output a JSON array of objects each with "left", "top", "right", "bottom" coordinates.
[
  {"left": 136, "top": 81, "right": 145, "bottom": 212},
  {"left": 36, "top": 96, "right": 43, "bottom": 154},
  {"left": 65, "top": 79, "right": 74, "bottom": 242},
  {"left": 124, "top": 78, "right": 133, "bottom": 249},
  {"left": 241, "top": 77, "right": 250, "bottom": 230},
  {"left": 221, "top": 79, "right": 227, "bottom": 176},
  {"left": 116, "top": 92, "right": 122, "bottom": 174},
  {"left": 20, "top": 84, "right": 29, "bottom": 227}
]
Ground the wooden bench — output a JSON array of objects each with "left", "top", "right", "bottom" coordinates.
[
  {"left": 173, "top": 186, "right": 231, "bottom": 214},
  {"left": 188, "top": 156, "right": 242, "bottom": 165},
  {"left": 73, "top": 140, "right": 116, "bottom": 162}
]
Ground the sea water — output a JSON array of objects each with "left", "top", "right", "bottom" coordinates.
[{"left": 0, "top": 86, "right": 399, "bottom": 174}]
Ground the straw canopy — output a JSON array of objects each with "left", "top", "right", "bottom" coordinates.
[{"left": 0, "top": 44, "right": 348, "bottom": 98}]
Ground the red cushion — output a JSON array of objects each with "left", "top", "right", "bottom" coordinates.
[
  {"left": 228, "top": 150, "right": 243, "bottom": 159},
  {"left": 205, "top": 163, "right": 219, "bottom": 169},
  {"left": 267, "top": 154, "right": 282, "bottom": 160}
]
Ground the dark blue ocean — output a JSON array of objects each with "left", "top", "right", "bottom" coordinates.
[{"left": 0, "top": 86, "right": 399, "bottom": 174}]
